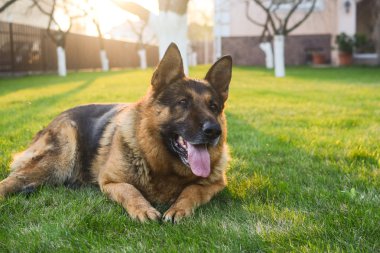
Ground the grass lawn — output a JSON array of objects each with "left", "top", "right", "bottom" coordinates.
[{"left": 0, "top": 66, "right": 379, "bottom": 252}]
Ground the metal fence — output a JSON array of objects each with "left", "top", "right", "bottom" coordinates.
[{"left": 0, "top": 22, "right": 159, "bottom": 75}]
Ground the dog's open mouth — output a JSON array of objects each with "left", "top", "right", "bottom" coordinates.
[{"left": 172, "top": 135, "right": 211, "bottom": 178}]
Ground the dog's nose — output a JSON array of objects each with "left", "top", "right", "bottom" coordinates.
[{"left": 202, "top": 121, "right": 221, "bottom": 139}]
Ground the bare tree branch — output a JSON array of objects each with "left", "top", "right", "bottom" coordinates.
[
  {"left": 286, "top": 0, "right": 317, "bottom": 34},
  {"left": 271, "top": 2, "right": 283, "bottom": 27},
  {"left": 282, "top": 0, "right": 303, "bottom": 33},
  {"left": 245, "top": 0, "right": 266, "bottom": 27},
  {"left": 31, "top": 0, "right": 58, "bottom": 28},
  {"left": 253, "top": 0, "right": 278, "bottom": 34},
  {"left": 248, "top": 0, "right": 317, "bottom": 35},
  {"left": 0, "top": 0, "right": 17, "bottom": 13},
  {"left": 158, "top": 0, "right": 189, "bottom": 15},
  {"left": 111, "top": 0, "right": 150, "bottom": 21},
  {"left": 128, "top": 19, "right": 150, "bottom": 49},
  {"left": 258, "top": 15, "right": 272, "bottom": 43},
  {"left": 40, "top": 0, "right": 61, "bottom": 45},
  {"left": 78, "top": 0, "right": 106, "bottom": 50},
  {"left": 31, "top": 0, "right": 87, "bottom": 48},
  {"left": 244, "top": 0, "right": 272, "bottom": 45}
]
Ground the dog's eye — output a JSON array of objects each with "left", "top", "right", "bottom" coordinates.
[
  {"left": 209, "top": 102, "right": 218, "bottom": 111},
  {"left": 177, "top": 99, "right": 188, "bottom": 106}
]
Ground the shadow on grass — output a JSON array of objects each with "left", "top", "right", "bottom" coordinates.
[
  {"left": 213, "top": 112, "right": 380, "bottom": 250},
  {"left": 224, "top": 112, "right": 379, "bottom": 200},
  {"left": 0, "top": 78, "right": 95, "bottom": 126},
  {"left": 0, "top": 78, "right": 96, "bottom": 178},
  {"left": 0, "top": 70, "right": 127, "bottom": 97},
  {"left": 0, "top": 101, "right": 378, "bottom": 251}
]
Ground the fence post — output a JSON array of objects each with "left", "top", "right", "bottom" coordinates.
[{"left": 9, "top": 23, "right": 15, "bottom": 73}]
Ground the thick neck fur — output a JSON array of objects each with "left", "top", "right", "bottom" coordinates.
[{"left": 131, "top": 92, "right": 228, "bottom": 181}]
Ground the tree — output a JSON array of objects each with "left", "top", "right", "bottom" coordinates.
[
  {"left": 1, "top": 0, "right": 109, "bottom": 73},
  {"left": 92, "top": 15, "right": 109, "bottom": 72},
  {"left": 0, "top": 0, "right": 17, "bottom": 12},
  {"left": 245, "top": 0, "right": 317, "bottom": 77},
  {"left": 127, "top": 19, "right": 156, "bottom": 69},
  {"left": 30, "top": 0, "right": 87, "bottom": 76},
  {"left": 188, "top": 9, "right": 213, "bottom": 65},
  {"left": 81, "top": 0, "right": 109, "bottom": 71},
  {"left": 112, "top": 0, "right": 190, "bottom": 74}
]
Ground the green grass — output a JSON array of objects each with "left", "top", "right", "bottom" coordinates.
[{"left": 0, "top": 66, "right": 379, "bottom": 252}]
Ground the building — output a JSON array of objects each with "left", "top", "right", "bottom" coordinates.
[{"left": 214, "top": 0, "right": 379, "bottom": 66}]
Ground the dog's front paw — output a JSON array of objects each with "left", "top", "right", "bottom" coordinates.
[
  {"left": 128, "top": 204, "right": 161, "bottom": 222},
  {"left": 163, "top": 205, "right": 193, "bottom": 223}
]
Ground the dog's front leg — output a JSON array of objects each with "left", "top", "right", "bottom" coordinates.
[
  {"left": 163, "top": 180, "right": 226, "bottom": 223},
  {"left": 101, "top": 182, "right": 161, "bottom": 222}
]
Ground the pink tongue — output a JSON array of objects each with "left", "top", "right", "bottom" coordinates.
[{"left": 187, "top": 143, "right": 211, "bottom": 178}]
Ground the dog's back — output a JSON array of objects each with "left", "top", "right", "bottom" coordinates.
[
  {"left": 2, "top": 104, "right": 125, "bottom": 192},
  {"left": 0, "top": 43, "right": 232, "bottom": 223},
  {"left": 65, "top": 104, "right": 123, "bottom": 177}
]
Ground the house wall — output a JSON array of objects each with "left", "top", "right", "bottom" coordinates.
[
  {"left": 216, "top": 0, "right": 363, "bottom": 65},
  {"left": 0, "top": 1, "right": 50, "bottom": 29},
  {"left": 217, "top": 0, "right": 336, "bottom": 65},
  {"left": 229, "top": 0, "right": 338, "bottom": 37}
]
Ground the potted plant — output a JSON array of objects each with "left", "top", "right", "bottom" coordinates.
[
  {"left": 335, "top": 33, "right": 355, "bottom": 66},
  {"left": 312, "top": 51, "right": 325, "bottom": 65}
]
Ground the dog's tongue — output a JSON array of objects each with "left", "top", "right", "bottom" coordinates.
[{"left": 187, "top": 143, "right": 210, "bottom": 178}]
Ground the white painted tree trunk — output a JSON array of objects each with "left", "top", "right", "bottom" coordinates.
[
  {"left": 274, "top": 35, "right": 285, "bottom": 78},
  {"left": 214, "top": 35, "right": 222, "bottom": 61},
  {"left": 100, "top": 50, "right": 109, "bottom": 72},
  {"left": 204, "top": 34, "right": 209, "bottom": 64},
  {"left": 259, "top": 42, "right": 274, "bottom": 69},
  {"left": 57, "top": 46, "right": 67, "bottom": 77},
  {"left": 138, "top": 48, "right": 147, "bottom": 69},
  {"left": 150, "top": 12, "right": 189, "bottom": 74},
  {"left": 189, "top": 52, "right": 197, "bottom": 66}
]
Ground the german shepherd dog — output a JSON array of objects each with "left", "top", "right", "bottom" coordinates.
[{"left": 0, "top": 43, "right": 232, "bottom": 223}]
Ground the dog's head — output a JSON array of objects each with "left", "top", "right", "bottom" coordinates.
[{"left": 149, "top": 43, "right": 232, "bottom": 178}]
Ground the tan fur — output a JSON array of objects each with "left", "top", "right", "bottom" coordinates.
[
  {"left": 91, "top": 92, "right": 229, "bottom": 221},
  {"left": 1, "top": 117, "right": 79, "bottom": 197},
  {"left": 0, "top": 43, "right": 232, "bottom": 223}
]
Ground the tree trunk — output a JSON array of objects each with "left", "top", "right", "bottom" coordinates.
[
  {"left": 154, "top": 11, "right": 189, "bottom": 74},
  {"left": 189, "top": 51, "right": 197, "bottom": 66},
  {"left": 138, "top": 48, "right": 147, "bottom": 69},
  {"left": 56, "top": 46, "right": 67, "bottom": 77},
  {"left": 259, "top": 42, "right": 274, "bottom": 69},
  {"left": 100, "top": 50, "right": 109, "bottom": 71},
  {"left": 99, "top": 53, "right": 109, "bottom": 71},
  {"left": 273, "top": 35, "right": 285, "bottom": 77},
  {"left": 204, "top": 33, "right": 208, "bottom": 64},
  {"left": 112, "top": 0, "right": 190, "bottom": 73},
  {"left": 154, "top": 0, "right": 189, "bottom": 74},
  {"left": 95, "top": 22, "right": 109, "bottom": 71},
  {"left": 112, "top": 0, "right": 189, "bottom": 73}
]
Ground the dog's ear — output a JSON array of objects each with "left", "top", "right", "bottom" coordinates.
[
  {"left": 151, "top": 43, "right": 185, "bottom": 91},
  {"left": 205, "top": 55, "right": 232, "bottom": 102}
]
